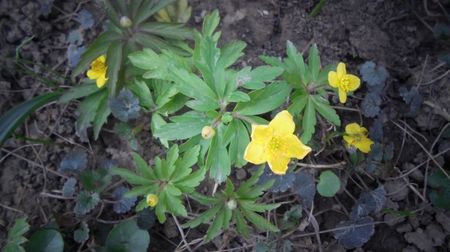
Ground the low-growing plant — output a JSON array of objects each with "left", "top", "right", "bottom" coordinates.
[{"left": 5, "top": 1, "right": 444, "bottom": 251}]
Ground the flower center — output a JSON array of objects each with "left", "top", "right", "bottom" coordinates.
[
  {"left": 92, "top": 61, "right": 106, "bottom": 72},
  {"left": 267, "top": 136, "right": 285, "bottom": 154},
  {"left": 340, "top": 76, "right": 352, "bottom": 91}
]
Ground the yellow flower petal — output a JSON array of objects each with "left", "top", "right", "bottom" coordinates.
[
  {"left": 282, "top": 134, "right": 312, "bottom": 159},
  {"left": 338, "top": 88, "right": 347, "bottom": 103},
  {"left": 354, "top": 137, "right": 374, "bottom": 153},
  {"left": 343, "top": 134, "right": 355, "bottom": 146},
  {"left": 244, "top": 141, "right": 267, "bottom": 164},
  {"left": 337, "top": 62, "right": 346, "bottom": 78},
  {"left": 87, "top": 69, "right": 101, "bottom": 80},
  {"left": 345, "top": 123, "right": 363, "bottom": 135},
  {"left": 251, "top": 125, "right": 273, "bottom": 145},
  {"left": 268, "top": 110, "right": 295, "bottom": 135},
  {"left": 328, "top": 71, "right": 339, "bottom": 88},
  {"left": 346, "top": 74, "right": 361, "bottom": 91},
  {"left": 96, "top": 75, "right": 108, "bottom": 88},
  {"left": 267, "top": 154, "right": 290, "bottom": 175},
  {"left": 98, "top": 55, "right": 106, "bottom": 63}
]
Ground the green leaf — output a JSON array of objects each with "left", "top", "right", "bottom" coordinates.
[
  {"left": 151, "top": 113, "right": 169, "bottom": 147},
  {"left": 239, "top": 200, "right": 281, "bottom": 213},
  {"left": 228, "top": 120, "right": 249, "bottom": 167},
  {"left": 284, "top": 40, "right": 306, "bottom": 87},
  {"left": 175, "top": 145, "right": 201, "bottom": 172},
  {"left": 25, "top": 229, "right": 64, "bottom": 252},
  {"left": 72, "top": 31, "right": 121, "bottom": 77},
  {"left": 218, "top": 40, "right": 246, "bottom": 69},
  {"left": 129, "top": 79, "right": 154, "bottom": 109},
  {"left": 240, "top": 66, "right": 284, "bottom": 90},
  {"left": 163, "top": 190, "right": 187, "bottom": 217},
  {"left": 207, "top": 133, "right": 231, "bottom": 183},
  {"left": 125, "top": 184, "right": 158, "bottom": 198},
  {"left": 189, "top": 191, "right": 220, "bottom": 205},
  {"left": 311, "top": 95, "right": 340, "bottom": 126},
  {"left": 234, "top": 209, "right": 249, "bottom": 237},
  {"left": 202, "top": 10, "right": 220, "bottom": 37},
  {"left": 234, "top": 82, "right": 291, "bottom": 115},
  {"left": 134, "top": 0, "right": 177, "bottom": 25},
  {"left": 228, "top": 91, "right": 251, "bottom": 103},
  {"left": 112, "top": 167, "right": 154, "bottom": 185},
  {"left": 175, "top": 167, "right": 206, "bottom": 192},
  {"left": 130, "top": 0, "right": 144, "bottom": 19},
  {"left": 132, "top": 152, "right": 154, "bottom": 179},
  {"left": 182, "top": 204, "right": 222, "bottom": 228},
  {"left": 105, "top": 220, "right": 150, "bottom": 252},
  {"left": 139, "top": 22, "right": 193, "bottom": 40},
  {"left": 75, "top": 90, "right": 108, "bottom": 138},
  {"left": 104, "top": 0, "right": 121, "bottom": 28},
  {"left": 308, "top": 44, "right": 321, "bottom": 81},
  {"left": 301, "top": 97, "right": 316, "bottom": 144},
  {"left": 317, "top": 170, "right": 340, "bottom": 197},
  {"left": 128, "top": 48, "right": 161, "bottom": 71},
  {"left": 206, "top": 208, "right": 225, "bottom": 241},
  {"left": 165, "top": 145, "right": 179, "bottom": 178},
  {"left": 93, "top": 94, "right": 111, "bottom": 140},
  {"left": 169, "top": 68, "right": 217, "bottom": 104},
  {"left": 105, "top": 40, "right": 124, "bottom": 95},
  {"left": 0, "top": 91, "right": 61, "bottom": 146},
  {"left": 154, "top": 113, "right": 210, "bottom": 141},
  {"left": 242, "top": 209, "right": 279, "bottom": 232},
  {"left": 5, "top": 217, "right": 29, "bottom": 252},
  {"left": 153, "top": 121, "right": 206, "bottom": 141},
  {"left": 59, "top": 83, "right": 99, "bottom": 103},
  {"left": 288, "top": 92, "right": 308, "bottom": 115}
]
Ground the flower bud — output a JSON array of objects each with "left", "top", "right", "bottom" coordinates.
[
  {"left": 201, "top": 126, "right": 215, "bottom": 139},
  {"left": 221, "top": 112, "right": 233, "bottom": 124},
  {"left": 226, "top": 199, "right": 237, "bottom": 210},
  {"left": 146, "top": 193, "right": 158, "bottom": 207},
  {"left": 120, "top": 16, "right": 133, "bottom": 28}
]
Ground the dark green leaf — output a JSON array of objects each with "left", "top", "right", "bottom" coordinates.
[
  {"left": 206, "top": 208, "right": 225, "bottom": 241},
  {"left": 25, "top": 229, "right": 64, "bottom": 252},
  {"left": 0, "top": 92, "right": 61, "bottom": 146},
  {"left": 301, "top": 97, "right": 316, "bottom": 144},
  {"left": 105, "top": 220, "right": 150, "bottom": 252},
  {"left": 242, "top": 209, "right": 279, "bottom": 232},
  {"left": 312, "top": 95, "right": 340, "bottom": 126},
  {"left": 134, "top": 0, "right": 177, "bottom": 25},
  {"left": 106, "top": 40, "right": 124, "bottom": 95},
  {"left": 139, "top": 22, "right": 193, "bottom": 40},
  {"left": 308, "top": 44, "right": 320, "bottom": 81},
  {"left": 93, "top": 94, "right": 111, "bottom": 139},
  {"left": 59, "top": 83, "right": 99, "bottom": 103}
]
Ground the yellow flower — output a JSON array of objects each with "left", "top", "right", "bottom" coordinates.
[
  {"left": 244, "top": 110, "right": 312, "bottom": 175},
  {"left": 146, "top": 194, "right": 158, "bottom": 207},
  {"left": 87, "top": 55, "right": 108, "bottom": 88},
  {"left": 328, "top": 62, "right": 361, "bottom": 103},
  {"left": 343, "top": 123, "right": 374, "bottom": 153}
]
